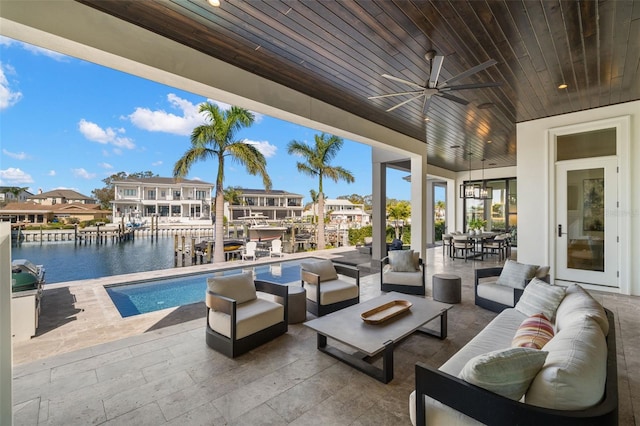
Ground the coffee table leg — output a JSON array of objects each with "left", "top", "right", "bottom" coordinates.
[
  {"left": 417, "top": 309, "right": 448, "bottom": 340},
  {"left": 315, "top": 334, "right": 395, "bottom": 384}
]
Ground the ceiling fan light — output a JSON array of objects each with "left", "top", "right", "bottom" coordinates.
[{"left": 208, "top": 0, "right": 221, "bottom": 7}]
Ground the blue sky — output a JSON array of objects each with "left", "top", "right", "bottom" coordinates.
[{"left": 0, "top": 36, "right": 413, "bottom": 204}]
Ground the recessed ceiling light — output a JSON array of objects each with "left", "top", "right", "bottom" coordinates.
[
  {"left": 487, "top": 140, "right": 492, "bottom": 144},
  {"left": 208, "top": 0, "right": 221, "bottom": 6},
  {"left": 558, "top": 83, "right": 568, "bottom": 89},
  {"left": 477, "top": 102, "right": 494, "bottom": 109},
  {"left": 424, "top": 117, "right": 430, "bottom": 122}
]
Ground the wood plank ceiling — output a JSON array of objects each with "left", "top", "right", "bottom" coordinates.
[{"left": 78, "top": 0, "right": 639, "bottom": 172}]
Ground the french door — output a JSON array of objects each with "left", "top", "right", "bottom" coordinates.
[{"left": 555, "top": 158, "right": 618, "bottom": 288}]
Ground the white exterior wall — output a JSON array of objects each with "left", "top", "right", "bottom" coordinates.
[
  {"left": 0, "top": 223, "right": 11, "bottom": 424},
  {"left": 517, "top": 101, "right": 640, "bottom": 296}
]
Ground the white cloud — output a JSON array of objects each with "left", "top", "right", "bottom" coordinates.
[
  {"left": 152, "top": 160, "right": 163, "bottom": 166},
  {"left": 245, "top": 140, "right": 277, "bottom": 158},
  {"left": 0, "top": 36, "right": 67, "bottom": 61},
  {"left": 0, "top": 62, "right": 23, "bottom": 110},
  {"left": 72, "top": 168, "right": 96, "bottom": 179},
  {"left": 78, "top": 119, "right": 135, "bottom": 149},
  {"left": 2, "top": 149, "right": 29, "bottom": 160},
  {"left": 0, "top": 167, "right": 34, "bottom": 184},
  {"left": 128, "top": 93, "right": 206, "bottom": 136},
  {"left": 98, "top": 162, "right": 113, "bottom": 169},
  {"left": 48, "top": 170, "right": 56, "bottom": 176}
]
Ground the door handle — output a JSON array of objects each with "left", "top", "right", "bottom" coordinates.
[{"left": 558, "top": 224, "right": 564, "bottom": 237}]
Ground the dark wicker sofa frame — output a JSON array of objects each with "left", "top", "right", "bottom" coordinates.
[
  {"left": 301, "top": 262, "right": 360, "bottom": 317},
  {"left": 379, "top": 256, "right": 426, "bottom": 295},
  {"left": 474, "top": 266, "right": 549, "bottom": 313},
  {"left": 205, "top": 279, "right": 288, "bottom": 358},
  {"left": 414, "top": 309, "right": 618, "bottom": 426}
]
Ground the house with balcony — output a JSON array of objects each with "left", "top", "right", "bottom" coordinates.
[
  {"left": 304, "top": 198, "right": 370, "bottom": 228},
  {"left": 111, "top": 177, "right": 213, "bottom": 223},
  {"left": 0, "top": 187, "right": 33, "bottom": 205},
  {"left": 226, "top": 189, "right": 303, "bottom": 222},
  {"left": 28, "top": 189, "right": 94, "bottom": 205}
]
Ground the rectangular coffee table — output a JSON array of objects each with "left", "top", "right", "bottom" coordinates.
[{"left": 304, "top": 292, "right": 452, "bottom": 383}]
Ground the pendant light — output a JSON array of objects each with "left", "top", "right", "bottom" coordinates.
[
  {"left": 474, "top": 158, "right": 493, "bottom": 199},
  {"left": 459, "top": 152, "right": 480, "bottom": 199}
]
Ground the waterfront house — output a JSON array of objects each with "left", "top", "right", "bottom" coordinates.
[
  {"left": 304, "top": 198, "right": 370, "bottom": 229},
  {"left": 111, "top": 177, "right": 213, "bottom": 223},
  {"left": 28, "top": 188, "right": 95, "bottom": 205},
  {"left": 227, "top": 188, "right": 304, "bottom": 222},
  {"left": 0, "top": 187, "right": 33, "bottom": 205},
  {"left": 0, "top": 202, "right": 110, "bottom": 224}
]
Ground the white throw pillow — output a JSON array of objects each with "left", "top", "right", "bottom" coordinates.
[
  {"left": 301, "top": 259, "right": 338, "bottom": 282},
  {"left": 555, "top": 284, "right": 609, "bottom": 335},
  {"left": 515, "top": 278, "right": 566, "bottom": 320},
  {"left": 535, "top": 266, "right": 550, "bottom": 279},
  {"left": 526, "top": 318, "right": 607, "bottom": 410},
  {"left": 459, "top": 347, "right": 548, "bottom": 400},
  {"left": 389, "top": 250, "right": 418, "bottom": 272},
  {"left": 496, "top": 260, "right": 539, "bottom": 289},
  {"left": 207, "top": 271, "right": 257, "bottom": 304}
]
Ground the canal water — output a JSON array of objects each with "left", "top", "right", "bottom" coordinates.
[{"left": 11, "top": 237, "right": 189, "bottom": 284}]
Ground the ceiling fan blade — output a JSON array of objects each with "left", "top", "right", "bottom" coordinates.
[
  {"left": 368, "top": 90, "right": 424, "bottom": 100},
  {"left": 439, "top": 82, "right": 502, "bottom": 91},
  {"left": 381, "top": 74, "right": 425, "bottom": 90},
  {"left": 435, "top": 92, "right": 469, "bottom": 105},
  {"left": 386, "top": 93, "right": 426, "bottom": 112},
  {"left": 428, "top": 55, "right": 444, "bottom": 88},
  {"left": 439, "top": 59, "right": 498, "bottom": 87}
]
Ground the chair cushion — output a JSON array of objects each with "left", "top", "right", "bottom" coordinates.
[
  {"left": 301, "top": 259, "right": 338, "bottom": 282},
  {"left": 525, "top": 318, "right": 607, "bottom": 410},
  {"left": 496, "top": 260, "right": 539, "bottom": 289},
  {"left": 515, "top": 278, "right": 566, "bottom": 320},
  {"left": 459, "top": 347, "right": 548, "bottom": 400},
  {"left": 382, "top": 270, "right": 423, "bottom": 287},
  {"left": 207, "top": 272, "right": 257, "bottom": 304},
  {"left": 389, "top": 250, "right": 418, "bottom": 272},
  {"left": 477, "top": 281, "right": 515, "bottom": 306},
  {"left": 555, "top": 283, "right": 609, "bottom": 335},
  {"left": 305, "top": 279, "right": 359, "bottom": 305},
  {"left": 208, "top": 297, "right": 284, "bottom": 339},
  {"left": 511, "top": 313, "right": 554, "bottom": 349}
]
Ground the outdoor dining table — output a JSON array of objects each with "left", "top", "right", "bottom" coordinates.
[{"left": 455, "top": 232, "right": 499, "bottom": 260}]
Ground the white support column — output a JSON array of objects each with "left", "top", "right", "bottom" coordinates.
[
  {"left": 426, "top": 180, "right": 435, "bottom": 245},
  {"left": 372, "top": 159, "right": 387, "bottom": 262},
  {"left": 0, "top": 222, "right": 13, "bottom": 424},
  {"left": 410, "top": 155, "right": 428, "bottom": 260}
]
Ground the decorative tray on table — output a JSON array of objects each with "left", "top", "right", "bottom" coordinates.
[{"left": 361, "top": 300, "right": 412, "bottom": 324}]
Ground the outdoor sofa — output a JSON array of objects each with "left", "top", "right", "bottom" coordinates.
[{"left": 410, "top": 280, "right": 618, "bottom": 425}]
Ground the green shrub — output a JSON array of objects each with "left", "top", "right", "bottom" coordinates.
[{"left": 435, "top": 220, "right": 445, "bottom": 241}]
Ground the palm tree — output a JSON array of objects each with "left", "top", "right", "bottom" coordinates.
[
  {"left": 174, "top": 102, "right": 271, "bottom": 263},
  {"left": 435, "top": 200, "right": 446, "bottom": 221},
  {"left": 387, "top": 200, "right": 411, "bottom": 239},
  {"left": 224, "top": 186, "right": 242, "bottom": 237},
  {"left": 287, "top": 133, "right": 354, "bottom": 250}
]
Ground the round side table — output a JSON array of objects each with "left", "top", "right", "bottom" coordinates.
[
  {"left": 432, "top": 274, "right": 462, "bottom": 304},
  {"left": 276, "top": 285, "right": 307, "bottom": 324}
]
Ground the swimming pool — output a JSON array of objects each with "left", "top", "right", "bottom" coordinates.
[{"left": 105, "top": 259, "right": 313, "bottom": 317}]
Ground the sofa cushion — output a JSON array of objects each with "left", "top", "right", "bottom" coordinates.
[
  {"left": 389, "top": 250, "right": 418, "bottom": 272},
  {"left": 301, "top": 259, "right": 338, "bottom": 282},
  {"left": 207, "top": 272, "right": 257, "bottom": 304},
  {"left": 535, "top": 266, "right": 550, "bottom": 279},
  {"left": 209, "top": 297, "right": 284, "bottom": 339},
  {"left": 477, "top": 281, "right": 515, "bottom": 306},
  {"left": 305, "top": 279, "right": 359, "bottom": 305},
  {"left": 383, "top": 270, "right": 423, "bottom": 286},
  {"left": 525, "top": 318, "right": 607, "bottom": 410},
  {"left": 440, "top": 308, "right": 527, "bottom": 377},
  {"left": 512, "top": 313, "right": 554, "bottom": 349},
  {"left": 496, "top": 260, "right": 539, "bottom": 289},
  {"left": 459, "top": 347, "right": 548, "bottom": 400},
  {"left": 555, "top": 283, "right": 609, "bottom": 336},
  {"left": 515, "top": 278, "right": 566, "bottom": 320}
]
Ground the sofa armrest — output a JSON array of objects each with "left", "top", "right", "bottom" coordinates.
[
  {"left": 333, "top": 263, "right": 360, "bottom": 286},
  {"left": 255, "top": 279, "right": 287, "bottom": 298},
  {"left": 475, "top": 267, "right": 504, "bottom": 283},
  {"left": 205, "top": 290, "right": 237, "bottom": 340}
]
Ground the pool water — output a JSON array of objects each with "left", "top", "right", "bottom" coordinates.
[{"left": 105, "top": 259, "right": 311, "bottom": 317}]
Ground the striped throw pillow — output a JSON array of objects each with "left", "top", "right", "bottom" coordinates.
[{"left": 512, "top": 313, "right": 555, "bottom": 349}]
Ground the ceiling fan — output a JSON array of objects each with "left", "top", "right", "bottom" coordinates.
[{"left": 368, "top": 50, "right": 501, "bottom": 114}]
